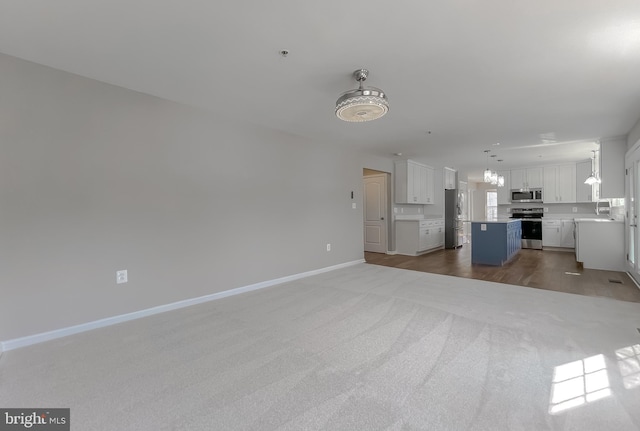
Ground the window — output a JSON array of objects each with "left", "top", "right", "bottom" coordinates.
[{"left": 486, "top": 190, "right": 497, "bottom": 220}]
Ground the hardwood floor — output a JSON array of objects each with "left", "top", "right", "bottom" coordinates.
[{"left": 365, "top": 245, "right": 640, "bottom": 303}]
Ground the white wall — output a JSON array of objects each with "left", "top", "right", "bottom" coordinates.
[
  {"left": 0, "top": 53, "right": 368, "bottom": 341},
  {"left": 628, "top": 116, "right": 640, "bottom": 150}
]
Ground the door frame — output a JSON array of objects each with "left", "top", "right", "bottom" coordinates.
[
  {"left": 363, "top": 170, "right": 391, "bottom": 254},
  {"left": 625, "top": 141, "right": 640, "bottom": 282}
]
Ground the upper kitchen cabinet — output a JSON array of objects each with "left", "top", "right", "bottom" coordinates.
[
  {"left": 424, "top": 166, "right": 435, "bottom": 203},
  {"left": 543, "top": 164, "right": 576, "bottom": 203},
  {"left": 395, "top": 160, "right": 435, "bottom": 204},
  {"left": 510, "top": 167, "right": 543, "bottom": 190},
  {"left": 443, "top": 167, "right": 457, "bottom": 190},
  {"left": 497, "top": 171, "right": 511, "bottom": 204},
  {"left": 576, "top": 159, "right": 598, "bottom": 202},
  {"left": 600, "top": 138, "right": 626, "bottom": 198}
]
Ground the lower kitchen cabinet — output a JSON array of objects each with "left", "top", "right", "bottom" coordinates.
[
  {"left": 542, "top": 219, "right": 575, "bottom": 249},
  {"left": 396, "top": 219, "right": 444, "bottom": 256},
  {"left": 542, "top": 220, "right": 561, "bottom": 247},
  {"left": 560, "top": 220, "right": 575, "bottom": 248}
]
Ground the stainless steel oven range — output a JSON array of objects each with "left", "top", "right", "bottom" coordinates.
[{"left": 510, "top": 208, "right": 543, "bottom": 249}]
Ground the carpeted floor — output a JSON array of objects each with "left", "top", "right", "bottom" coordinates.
[{"left": 1, "top": 263, "right": 640, "bottom": 430}]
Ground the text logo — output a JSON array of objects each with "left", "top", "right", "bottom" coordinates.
[{"left": 0, "top": 409, "right": 69, "bottom": 430}]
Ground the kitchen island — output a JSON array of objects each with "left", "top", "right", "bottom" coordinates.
[{"left": 471, "top": 220, "right": 522, "bottom": 266}]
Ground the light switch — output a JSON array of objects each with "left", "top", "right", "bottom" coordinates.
[
  {"left": 352, "top": 203, "right": 357, "bottom": 209},
  {"left": 481, "top": 224, "right": 487, "bottom": 231}
]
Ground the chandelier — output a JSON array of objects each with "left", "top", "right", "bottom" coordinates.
[
  {"left": 483, "top": 150, "right": 504, "bottom": 187},
  {"left": 335, "top": 69, "right": 389, "bottom": 122}
]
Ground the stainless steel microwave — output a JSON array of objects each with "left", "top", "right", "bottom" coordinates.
[{"left": 511, "top": 188, "right": 543, "bottom": 203}]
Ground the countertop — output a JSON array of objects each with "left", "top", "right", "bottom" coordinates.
[
  {"left": 469, "top": 219, "right": 520, "bottom": 224},
  {"left": 394, "top": 215, "right": 444, "bottom": 221},
  {"left": 574, "top": 218, "right": 623, "bottom": 223}
]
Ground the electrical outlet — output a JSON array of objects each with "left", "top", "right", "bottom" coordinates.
[
  {"left": 326, "top": 243, "right": 331, "bottom": 252},
  {"left": 544, "top": 207, "right": 549, "bottom": 213},
  {"left": 352, "top": 202, "right": 357, "bottom": 209},
  {"left": 116, "top": 270, "right": 128, "bottom": 284},
  {"left": 572, "top": 207, "right": 578, "bottom": 213},
  {"left": 394, "top": 207, "right": 398, "bottom": 213}
]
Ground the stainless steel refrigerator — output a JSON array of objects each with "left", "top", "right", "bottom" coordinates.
[{"left": 445, "top": 189, "right": 464, "bottom": 248}]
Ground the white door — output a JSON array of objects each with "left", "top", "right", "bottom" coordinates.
[
  {"left": 364, "top": 174, "right": 388, "bottom": 253},
  {"left": 625, "top": 149, "right": 638, "bottom": 279}
]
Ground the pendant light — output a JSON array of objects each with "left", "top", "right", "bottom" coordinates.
[
  {"left": 483, "top": 150, "right": 493, "bottom": 183},
  {"left": 497, "top": 159, "right": 505, "bottom": 187},
  {"left": 489, "top": 154, "right": 498, "bottom": 185},
  {"left": 584, "top": 150, "right": 599, "bottom": 185},
  {"left": 335, "top": 69, "right": 389, "bottom": 122}
]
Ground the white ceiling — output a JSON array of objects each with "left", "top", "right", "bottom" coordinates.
[{"left": 2, "top": 1, "right": 640, "bottom": 180}]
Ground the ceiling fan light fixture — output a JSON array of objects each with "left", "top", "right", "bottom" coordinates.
[{"left": 336, "top": 69, "right": 389, "bottom": 122}]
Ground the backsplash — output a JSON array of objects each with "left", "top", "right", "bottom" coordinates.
[{"left": 498, "top": 200, "right": 626, "bottom": 219}]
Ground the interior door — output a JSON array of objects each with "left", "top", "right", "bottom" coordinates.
[
  {"left": 364, "top": 174, "right": 388, "bottom": 253},
  {"left": 625, "top": 145, "right": 639, "bottom": 280}
]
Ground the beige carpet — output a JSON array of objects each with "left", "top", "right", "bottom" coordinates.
[{"left": 1, "top": 263, "right": 640, "bottom": 430}]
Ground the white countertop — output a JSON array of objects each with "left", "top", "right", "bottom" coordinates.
[
  {"left": 394, "top": 215, "right": 444, "bottom": 221},
  {"left": 470, "top": 219, "right": 519, "bottom": 224},
  {"left": 574, "top": 218, "right": 623, "bottom": 223}
]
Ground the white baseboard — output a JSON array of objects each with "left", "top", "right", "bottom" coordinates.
[
  {"left": 627, "top": 271, "right": 640, "bottom": 290},
  {"left": 1, "top": 259, "right": 365, "bottom": 352}
]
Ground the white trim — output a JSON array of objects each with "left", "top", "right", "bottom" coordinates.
[
  {"left": 627, "top": 271, "right": 640, "bottom": 290},
  {"left": 1, "top": 259, "right": 364, "bottom": 351}
]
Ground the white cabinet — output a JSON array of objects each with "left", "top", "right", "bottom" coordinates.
[
  {"left": 497, "top": 170, "right": 511, "bottom": 204},
  {"left": 600, "top": 138, "right": 626, "bottom": 198},
  {"left": 542, "top": 220, "right": 561, "bottom": 247},
  {"left": 543, "top": 164, "right": 576, "bottom": 203},
  {"left": 396, "top": 219, "right": 444, "bottom": 256},
  {"left": 511, "top": 167, "right": 543, "bottom": 190},
  {"left": 575, "top": 219, "right": 625, "bottom": 271},
  {"left": 444, "top": 167, "right": 457, "bottom": 190},
  {"left": 395, "top": 160, "right": 435, "bottom": 204},
  {"left": 560, "top": 220, "right": 575, "bottom": 248},
  {"left": 431, "top": 220, "right": 445, "bottom": 248},
  {"left": 576, "top": 160, "right": 597, "bottom": 202},
  {"left": 425, "top": 166, "right": 435, "bottom": 204},
  {"left": 543, "top": 219, "right": 575, "bottom": 248}
]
